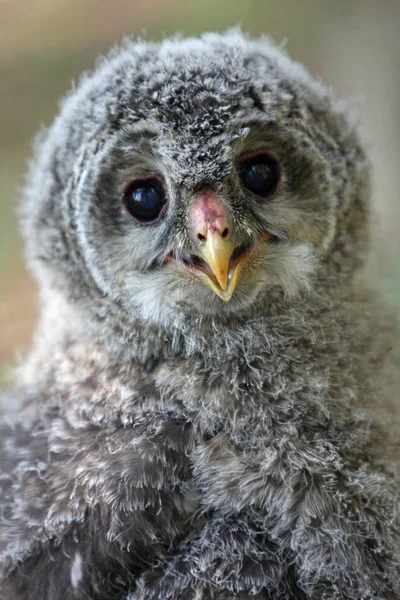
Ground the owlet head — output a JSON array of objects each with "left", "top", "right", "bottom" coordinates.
[{"left": 21, "top": 30, "right": 370, "bottom": 340}]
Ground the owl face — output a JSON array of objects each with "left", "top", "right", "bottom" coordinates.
[{"left": 24, "top": 33, "right": 369, "bottom": 334}]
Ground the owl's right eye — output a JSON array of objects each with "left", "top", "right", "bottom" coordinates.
[{"left": 122, "top": 177, "right": 167, "bottom": 225}]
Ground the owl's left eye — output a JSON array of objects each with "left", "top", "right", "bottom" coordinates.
[
  {"left": 122, "top": 177, "right": 167, "bottom": 224},
  {"left": 238, "top": 154, "right": 280, "bottom": 200}
]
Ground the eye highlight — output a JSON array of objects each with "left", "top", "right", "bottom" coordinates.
[
  {"left": 122, "top": 177, "right": 167, "bottom": 224},
  {"left": 238, "top": 154, "right": 280, "bottom": 200}
]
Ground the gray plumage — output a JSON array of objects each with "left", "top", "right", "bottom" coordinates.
[{"left": 0, "top": 30, "right": 399, "bottom": 599}]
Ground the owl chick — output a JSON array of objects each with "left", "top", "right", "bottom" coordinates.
[{"left": 0, "top": 30, "right": 399, "bottom": 600}]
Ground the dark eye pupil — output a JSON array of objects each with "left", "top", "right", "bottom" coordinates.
[
  {"left": 123, "top": 180, "right": 166, "bottom": 223},
  {"left": 240, "top": 156, "right": 280, "bottom": 199}
]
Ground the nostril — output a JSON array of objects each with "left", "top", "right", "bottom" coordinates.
[
  {"left": 221, "top": 227, "right": 229, "bottom": 239},
  {"left": 197, "top": 233, "right": 206, "bottom": 242}
]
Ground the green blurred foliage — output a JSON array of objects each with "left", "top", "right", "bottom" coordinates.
[{"left": 0, "top": 0, "right": 399, "bottom": 368}]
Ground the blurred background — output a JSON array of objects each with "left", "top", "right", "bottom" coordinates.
[{"left": 1, "top": 0, "right": 399, "bottom": 380}]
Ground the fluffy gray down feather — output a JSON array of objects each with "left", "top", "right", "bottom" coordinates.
[{"left": 0, "top": 31, "right": 399, "bottom": 600}]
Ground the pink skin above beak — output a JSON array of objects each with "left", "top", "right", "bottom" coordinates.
[{"left": 189, "top": 190, "right": 232, "bottom": 241}]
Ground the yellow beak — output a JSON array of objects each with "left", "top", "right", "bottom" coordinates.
[
  {"left": 198, "top": 231, "right": 234, "bottom": 291},
  {"left": 197, "top": 231, "right": 246, "bottom": 302}
]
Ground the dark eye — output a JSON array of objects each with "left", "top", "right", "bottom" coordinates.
[
  {"left": 239, "top": 154, "right": 280, "bottom": 199},
  {"left": 122, "top": 178, "right": 167, "bottom": 224}
]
